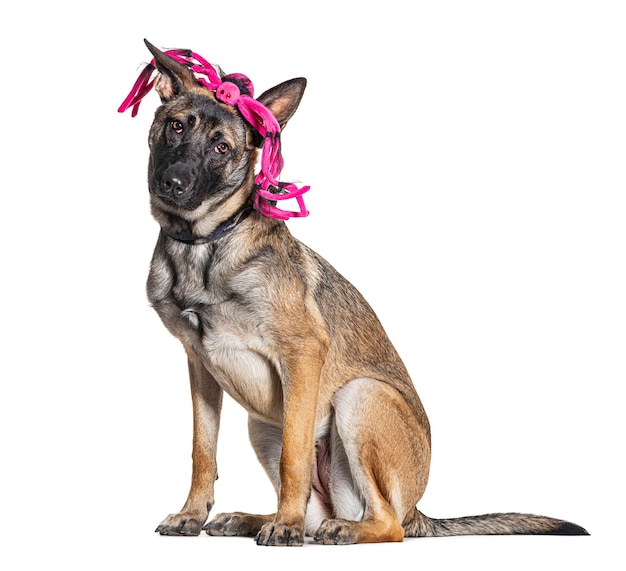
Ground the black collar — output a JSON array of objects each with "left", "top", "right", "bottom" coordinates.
[{"left": 160, "top": 205, "right": 254, "bottom": 245}]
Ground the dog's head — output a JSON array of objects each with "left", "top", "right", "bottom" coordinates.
[{"left": 143, "top": 42, "right": 306, "bottom": 220}]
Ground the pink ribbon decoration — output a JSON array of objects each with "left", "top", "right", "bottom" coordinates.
[{"left": 119, "top": 49, "right": 309, "bottom": 220}]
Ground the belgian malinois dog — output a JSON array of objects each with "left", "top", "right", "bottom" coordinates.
[{"left": 122, "top": 40, "right": 588, "bottom": 545}]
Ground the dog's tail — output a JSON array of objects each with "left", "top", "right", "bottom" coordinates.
[{"left": 403, "top": 509, "right": 589, "bottom": 537}]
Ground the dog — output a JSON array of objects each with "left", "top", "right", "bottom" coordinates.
[{"left": 120, "top": 40, "right": 588, "bottom": 545}]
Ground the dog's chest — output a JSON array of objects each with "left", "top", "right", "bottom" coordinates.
[{"left": 148, "top": 242, "right": 284, "bottom": 423}]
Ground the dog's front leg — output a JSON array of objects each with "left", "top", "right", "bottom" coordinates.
[
  {"left": 255, "top": 343, "right": 325, "bottom": 547},
  {"left": 156, "top": 351, "right": 223, "bottom": 536}
]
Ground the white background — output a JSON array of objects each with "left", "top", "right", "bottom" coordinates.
[{"left": 2, "top": 1, "right": 624, "bottom": 569}]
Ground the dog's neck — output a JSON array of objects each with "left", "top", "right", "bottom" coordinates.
[{"left": 159, "top": 203, "right": 255, "bottom": 245}]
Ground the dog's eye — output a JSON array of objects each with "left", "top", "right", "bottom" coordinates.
[
  {"left": 171, "top": 120, "right": 184, "bottom": 134},
  {"left": 214, "top": 142, "right": 230, "bottom": 155}
]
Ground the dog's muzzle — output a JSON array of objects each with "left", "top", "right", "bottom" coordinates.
[{"left": 155, "top": 163, "right": 197, "bottom": 206}]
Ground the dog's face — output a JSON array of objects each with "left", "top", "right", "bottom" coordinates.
[
  {"left": 144, "top": 44, "right": 307, "bottom": 220},
  {"left": 148, "top": 90, "right": 253, "bottom": 212}
]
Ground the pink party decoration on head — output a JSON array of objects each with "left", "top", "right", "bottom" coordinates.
[
  {"left": 118, "top": 47, "right": 309, "bottom": 220},
  {"left": 216, "top": 81, "right": 241, "bottom": 105}
]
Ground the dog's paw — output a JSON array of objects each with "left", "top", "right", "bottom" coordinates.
[
  {"left": 204, "top": 512, "right": 271, "bottom": 537},
  {"left": 255, "top": 520, "right": 304, "bottom": 546},
  {"left": 313, "top": 519, "right": 359, "bottom": 545},
  {"left": 155, "top": 512, "right": 206, "bottom": 536}
]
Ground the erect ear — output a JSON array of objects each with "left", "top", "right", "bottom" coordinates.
[
  {"left": 144, "top": 39, "right": 199, "bottom": 102},
  {"left": 257, "top": 78, "right": 307, "bottom": 130}
]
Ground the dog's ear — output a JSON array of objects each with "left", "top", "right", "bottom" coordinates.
[
  {"left": 257, "top": 78, "right": 307, "bottom": 130},
  {"left": 144, "top": 39, "right": 198, "bottom": 102}
]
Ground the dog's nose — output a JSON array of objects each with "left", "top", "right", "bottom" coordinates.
[
  {"left": 163, "top": 175, "right": 187, "bottom": 197},
  {"left": 161, "top": 165, "right": 195, "bottom": 198}
]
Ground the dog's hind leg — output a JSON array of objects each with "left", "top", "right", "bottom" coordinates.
[
  {"left": 205, "top": 417, "right": 279, "bottom": 537},
  {"left": 205, "top": 511, "right": 275, "bottom": 537},
  {"left": 314, "top": 378, "right": 431, "bottom": 545}
]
